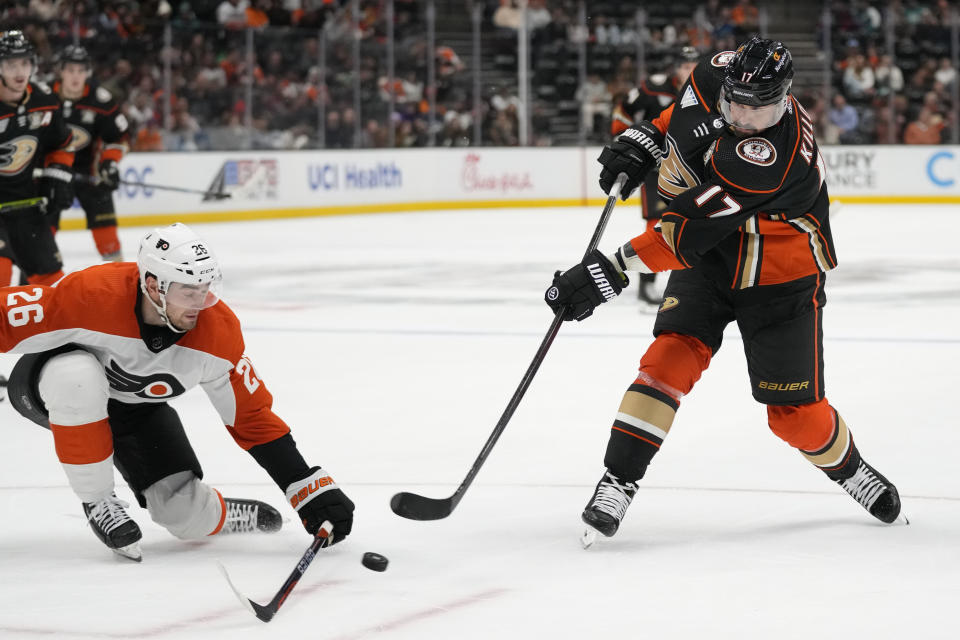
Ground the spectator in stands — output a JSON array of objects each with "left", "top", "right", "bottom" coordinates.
[
  {"left": 843, "top": 53, "right": 875, "bottom": 102},
  {"left": 493, "top": 0, "right": 521, "bottom": 31},
  {"left": 934, "top": 56, "right": 956, "bottom": 89},
  {"left": 730, "top": 0, "right": 759, "bottom": 38},
  {"left": 577, "top": 73, "right": 611, "bottom": 137},
  {"left": 340, "top": 107, "right": 358, "bottom": 149},
  {"left": 903, "top": 107, "right": 945, "bottom": 144},
  {"left": 134, "top": 117, "right": 165, "bottom": 152},
  {"left": 874, "top": 54, "right": 904, "bottom": 97},
  {"left": 217, "top": 0, "right": 249, "bottom": 30},
  {"left": 827, "top": 93, "right": 860, "bottom": 144}
]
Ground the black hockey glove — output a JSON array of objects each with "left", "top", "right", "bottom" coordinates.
[
  {"left": 598, "top": 121, "right": 664, "bottom": 200},
  {"left": 98, "top": 160, "right": 120, "bottom": 191},
  {"left": 38, "top": 164, "right": 74, "bottom": 211},
  {"left": 545, "top": 249, "right": 628, "bottom": 321},
  {"left": 284, "top": 466, "right": 354, "bottom": 543}
]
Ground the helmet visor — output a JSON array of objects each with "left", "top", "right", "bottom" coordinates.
[
  {"left": 719, "top": 86, "right": 786, "bottom": 133},
  {"left": 165, "top": 279, "right": 222, "bottom": 311}
]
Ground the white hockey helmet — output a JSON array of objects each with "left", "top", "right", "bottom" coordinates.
[{"left": 137, "top": 223, "right": 223, "bottom": 331}]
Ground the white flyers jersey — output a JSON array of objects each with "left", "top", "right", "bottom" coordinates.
[{"left": 0, "top": 262, "right": 290, "bottom": 450}]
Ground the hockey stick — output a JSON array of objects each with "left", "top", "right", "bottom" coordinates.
[
  {"left": 218, "top": 520, "right": 333, "bottom": 623},
  {"left": 390, "top": 172, "right": 629, "bottom": 521},
  {"left": 72, "top": 173, "right": 232, "bottom": 199},
  {"left": 0, "top": 196, "right": 47, "bottom": 214}
]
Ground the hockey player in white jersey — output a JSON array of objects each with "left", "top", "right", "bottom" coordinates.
[{"left": 2, "top": 223, "right": 355, "bottom": 561}]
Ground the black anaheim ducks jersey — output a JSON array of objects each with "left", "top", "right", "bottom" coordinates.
[
  {"left": 56, "top": 81, "right": 129, "bottom": 174},
  {"left": 0, "top": 82, "right": 74, "bottom": 203},
  {"left": 638, "top": 51, "right": 837, "bottom": 288},
  {"left": 611, "top": 73, "right": 682, "bottom": 136}
]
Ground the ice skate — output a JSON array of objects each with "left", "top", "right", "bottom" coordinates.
[
  {"left": 221, "top": 498, "right": 282, "bottom": 534},
  {"left": 637, "top": 273, "right": 661, "bottom": 308},
  {"left": 581, "top": 470, "right": 638, "bottom": 545},
  {"left": 836, "top": 459, "right": 904, "bottom": 524},
  {"left": 83, "top": 493, "right": 143, "bottom": 562},
  {"left": 0, "top": 373, "right": 7, "bottom": 402}
]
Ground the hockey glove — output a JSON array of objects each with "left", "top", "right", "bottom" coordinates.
[
  {"left": 98, "top": 160, "right": 120, "bottom": 191},
  {"left": 598, "top": 121, "right": 664, "bottom": 200},
  {"left": 284, "top": 466, "right": 354, "bottom": 543},
  {"left": 38, "top": 164, "right": 74, "bottom": 211},
  {"left": 545, "top": 249, "right": 628, "bottom": 321}
]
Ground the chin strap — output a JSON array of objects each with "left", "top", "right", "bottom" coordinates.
[{"left": 141, "top": 282, "right": 187, "bottom": 333}]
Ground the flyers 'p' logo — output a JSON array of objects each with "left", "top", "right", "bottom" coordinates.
[
  {"left": 105, "top": 360, "right": 186, "bottom": 399},
  {"left": 0, "top": 135, "right": 39, "bottom": 176}
]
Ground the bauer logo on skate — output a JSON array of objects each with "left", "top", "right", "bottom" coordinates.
[{"left": 461, "top": 153, "right": 533, "bottom": 192}]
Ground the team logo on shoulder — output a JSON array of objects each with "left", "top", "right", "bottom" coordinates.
[
  {"left": 659, "top": 296, "right": 679, "bottom": 313},
  {"left": 96, "top": 86, "right": 113, "bottom": 103},
  {"left": 106, "top": 360, "right": 186, "bottom": 399},
  {"left": 680, "top": 85, "right": 698, "bottom": 109},
  {"left": 710, "top": 51, "right": 737, "bottom": 67},
  {"left": 735, "top": 138, "right": 777, "bottom": 166}
]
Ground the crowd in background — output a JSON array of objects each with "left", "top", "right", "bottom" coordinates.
[{"left": 0, "top": 0, "right": 955, "bottom": 150}]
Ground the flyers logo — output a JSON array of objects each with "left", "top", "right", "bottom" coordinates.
[
  {"left": 0, "top": 135, "right": 39, "bottom": 176},
  {"left": 657, "top": 135, "right": 701, "bottom": 199},
  {"left": 105, "top": 360, "right": 186, "bottom": 399},
  {"left": 65, "top": 124, "right": 92, "bottom": 152}
]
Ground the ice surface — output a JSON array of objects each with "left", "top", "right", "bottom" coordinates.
[{"left": 1, "top": 204, "right": 957, "bottom": 638}]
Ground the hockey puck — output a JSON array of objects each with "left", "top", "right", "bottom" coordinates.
[{"left": 361, "top": 551, "right": 389, "bottom": 572}]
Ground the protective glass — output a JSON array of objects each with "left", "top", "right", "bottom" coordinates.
[
  {"left": 718, "top": 87, "right": 786, "bottom": 134},
  {"left": 164, "top": 279, "right": 223, "bottom": 310}
]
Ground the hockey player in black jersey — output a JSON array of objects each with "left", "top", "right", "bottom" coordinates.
[
  {"left": 611, "top": 46, "right": 699, "bottom": 306},
  {"left": 545, "top": 38, "right": 902, "bottom": 543},
  {"left": 52, "top": 44, "right": 128, "bottom": 261},
  {"left": 0, "top": 30, "right": 73, "bottom": 287}
]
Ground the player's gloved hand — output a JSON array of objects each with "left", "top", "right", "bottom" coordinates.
[
  {"left": 284, "top": 466, "right": 354, "bottom": 543},
  {"left": 98, "top": 160, "right": 120, "bottom": 191},
  {"left": 38, "top": 164, "right": 74, "bottom": 211},
  {"left": 598, "top": 121, "right": 664, "bottom": 200},
  {"left": 545, "top": 249, "right": 628, "bottom": 321}
]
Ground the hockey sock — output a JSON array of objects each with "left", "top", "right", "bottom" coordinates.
[
  {"left": 768, "top": 400, "right": 860, "bottom": 481},
  {"left": 604, "top": 333, "right": 712, "bottom": 481},
  {"left": 92, "top": 226, "right": 122, "bottom": 260}
]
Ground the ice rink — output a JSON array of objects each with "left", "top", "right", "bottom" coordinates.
[{"left": 0, "top": 203, "right": 957, "bottom": 639}]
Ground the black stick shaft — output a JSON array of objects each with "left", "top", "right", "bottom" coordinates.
[
  {"left": 72, "top": 173, "right": 229, "bottom": 198},
  {"left": 395, "top": 174, "right": 628, "bottom": 519}
]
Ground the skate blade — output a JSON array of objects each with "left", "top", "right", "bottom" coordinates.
[
  {"left": 896, "top": 512, "right": 910, "bottom": 526},
  {"left": 112, "top": 541, "right": 143, "bottom": 562},
  {"left": 580, "top": 528, "right": 599, "bottom": 550}
]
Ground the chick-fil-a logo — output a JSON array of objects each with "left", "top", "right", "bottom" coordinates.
[{"left": 461, "top": 153, "right": 533, "bottom": 193}]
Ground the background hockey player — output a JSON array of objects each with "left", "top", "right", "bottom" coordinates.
[
  {"left": 1, "top": 223, "right": 355, "bottom": 561},
  {"left": 0, "top": 30, "right": 73, "bottom": 287},
  {"left": 51, "top": 44, "right": 129, "bottom": 261},
  {"left": 544, "top": 38, "right": 902, "bottom": 543},
  {"left": 610, "top": 46, "right": 699, "bottom": 306}
]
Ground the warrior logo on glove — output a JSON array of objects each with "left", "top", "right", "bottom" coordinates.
[{"left": 545, "top": 249, "right": 628, "bottom": 321}]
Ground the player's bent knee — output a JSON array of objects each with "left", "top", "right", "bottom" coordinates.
[
  {"left": 639, "top": 332, "right": 712, "bottom": 397},
  {"left": 37, "top": 351, "right": 109, "bottom": 425},
  {"left": 767, "top": 398, "right": 834, "bottom": 452},
  {"left": 144, "top": 471, "right": 224, "bottom": 539}
]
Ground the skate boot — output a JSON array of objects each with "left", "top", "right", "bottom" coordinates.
[
  {"left": 637, "top": 273, "right": 660, "bottom": 307},
  {"left": 0, "top": 373, "right": 6, "bottom": 402},
  {"left": 221, "top": 498, "right": 282, "bottom": 534},
  {"left": 83, "top": 493, "right": 143, "bottom": 562},
  {"left": 836, "top": 459, "right": 902, "bottom": 524},
  {"left": 581, "top": 470, "right": 639, "bottom": 544}
]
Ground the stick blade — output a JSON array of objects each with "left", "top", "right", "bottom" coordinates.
[
  {"left": 390, "top": 491, "right": 456, "bottom": 521},
  {"left": 217, "top": 561, "right": 274, "bottom": 622}
]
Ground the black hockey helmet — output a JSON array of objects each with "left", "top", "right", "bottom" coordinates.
[
  {"left": 0, "top": 30, "right": 36, "bottom": 63},
  {"left": 58, "top": 44, "right": 92, "bottom": 69},
  {"left": 677, "top": 46, "right": 700, "bottom": 64},
  {"left": 722, "top": 37, "right": 793, "bottom": 107},
  {"left": 0, "top": 30, "right": 37, "bottom": 88}
]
